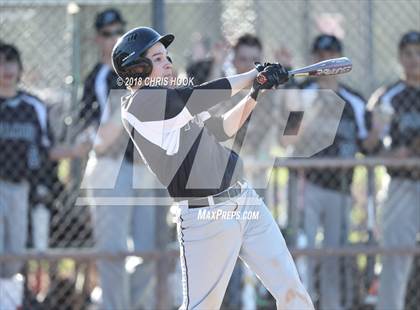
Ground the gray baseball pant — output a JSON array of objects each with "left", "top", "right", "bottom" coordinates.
[
  {"left": 303, "top": 181, "right": 351, "bottom": 310},
  {"left": 176, "top": 182, "right": 314, "bottom": 310},
  {"left": 0, "top": 179, "right": 29, "bottom": 278},
  {"left": 377, "top": 178, "right": 420, "bottom": 310},
  {"left": 88, "top": 161, "right": 157, "bottom": 310}
]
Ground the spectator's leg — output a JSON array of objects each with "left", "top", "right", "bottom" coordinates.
[
  {"left": 90, "top": 160, "right": 134, "bottom": 310},
  {"left": 321, "top": 191, "right": 350, "bottom": 310},
  {"left": 0, "top": 182, "right": 5, "bottom": 277},
  {"left": 303, "top": 182, "right": 323, "bottom": 301},
  {"left": 131, "top": 204, "right": 156, "bottom": 310},
  {"left": 4, "top": 181, "right": 29, "bottom": 278},
  {"left": 223, "top": 260, "right": 243, "bottom": 309},
  {"left": 130, "top": 164, "right": 161, "bottom": 309},
  {"left": 377, "top": 179, "right": 418, "bottom": 310},
  {"left": 239, "top": 188, "right": 314, "bottom": 309},
  {"left": 92, "top": 203, "right": 131, "bottom": 310}
]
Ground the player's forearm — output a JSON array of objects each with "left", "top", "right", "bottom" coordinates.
[
  {"left": 226, "top": 69, "right": 258, "bottom": 96},
  {"left": 222, "top": 94, "right": 257, "bottom": 137},
  {"left": 49, "top": 144, "right": 87, "bottom": 160},
  {"left": 362, "top": 128, "right": 381, "bottom": 153},
  {"left": 49, "top": 145, "right": 73, "bottom": 160}
]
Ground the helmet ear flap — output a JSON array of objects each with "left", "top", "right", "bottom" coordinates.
[
  {"left": 136, "top": 56, "right": 153, "bottom": 78},
  {"left": 120, "top": 57, "right": 153, "bottom": 79}
]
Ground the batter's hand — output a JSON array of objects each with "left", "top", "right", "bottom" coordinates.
[
  {"left": 254, "top": 62, "right": 272, "bottom": 72},
  {"left": 250, "top": 63, "right": 289, "bottom": 100}
]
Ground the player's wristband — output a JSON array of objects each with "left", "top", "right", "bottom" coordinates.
[
  {"left": 249, "top": 86, "right": 260, "bottom": 101},
  {"left": 250, "top": 91, "right": 257, "bottom": 101}
]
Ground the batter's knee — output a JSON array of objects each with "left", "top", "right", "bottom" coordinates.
[{"left": 274, "top": 284, "right": 314, "bottom": 310}]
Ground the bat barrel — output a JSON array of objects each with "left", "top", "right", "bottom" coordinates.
[{"left": 289, "top": 57, "right": 352, "bottom": 77}]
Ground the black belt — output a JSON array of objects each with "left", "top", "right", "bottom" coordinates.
[{"left": 187, "top": 181, "right": 244, "bottom": 209}]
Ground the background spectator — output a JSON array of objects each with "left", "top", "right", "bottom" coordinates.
[{"left": 367, "top": 30, "right": 420, "bottom": 310}]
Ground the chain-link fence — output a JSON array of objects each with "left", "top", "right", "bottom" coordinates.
[
  {"left": 1, "top": 0, "right": 419, "bottom": 309},
  {"left": 1, "top": 159, "right": 419, "bottom": 309}
]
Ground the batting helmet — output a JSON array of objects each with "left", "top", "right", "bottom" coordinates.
[{"left": 111, "top": 27, "right": 174, "bottom": 79}]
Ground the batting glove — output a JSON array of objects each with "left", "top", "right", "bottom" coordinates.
[
  {"left": 250, "top": 63, "right": 289, "bottom": 100},
  {"left": 254, "top": 62, "right": 274, "bottom": 72}
]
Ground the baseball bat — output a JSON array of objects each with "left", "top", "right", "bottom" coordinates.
[
  {"left": 256, "top": 57, "right": 352, "bottom": 84},
  {"left": 289, "top": 57, "right": 352, "bottom": 77}
]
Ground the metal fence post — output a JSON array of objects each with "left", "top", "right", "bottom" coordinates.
[
  {"left": 68, "top": 2, "right": 83, "bottom": 182},
  {"left": 367, "top": 0, "right": 375, "bottom": 94},
  {"left": 303, "top": 0, "right": 311, "bottom": 64},
  {"left": 153, "top": 0, "right": 165, "bottom": 33},
  {"left": 287, "top": 169, "right": 299, "bottom": 246},
  {"left": 152, "top": 1, "right": 171, "bottom": 308}
]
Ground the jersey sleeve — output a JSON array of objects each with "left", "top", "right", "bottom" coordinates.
[
  {"left": 366, "top": 86, "right": 386, "bottom": 112},
  {"left": 126, "top": 78, "right": 232, "bottom": 126},
  {"left": 22, "top": 95, "right": 54, "bottom": 186},
  {"left": 21, "top": 93, "right": 52, "bottom": 149},
  {"left": 367, "top": 87, "right": 389, "bottom": 136},
  {"left": 339, "top": 87, "right": 371, "bottom": 154},
  {"left": 174, "top": 78, "right": 232, "bottom": 116},
  {"left": 366, "top": 86, "right": 392, "bottom": 154},
  {"left": 367, "top": 86, "right": 392, "bottom": 137},
  {"left": 355, "top": 101, "right": 368, "bottom": 142},
  {"left": 45, "top": 106, "right": 56, "bottom": 148},
  {"left": 352, "top": 95, "right": 376, "bottom": 155},
  {"left": 80, "top": 74, "right": 101, "bottom": 129},
  {"left": 104, "top": 90, "right": 126, "bottom": 126}
]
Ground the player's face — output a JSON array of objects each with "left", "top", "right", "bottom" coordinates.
[
  {"left": 96, "top": 22, "right": 125, "bottom": 56},
  {"left": 0, "top": 55, "right": 20, "bottom": 89},
  {"left": 145, "top": 42, "right": 173, "bottom": 79},
  {"left": 399, "top": 44, "right": 420, "bottom": 79},
  {"left": 233, "top": 45, "right": 262, "bottom": 74}
]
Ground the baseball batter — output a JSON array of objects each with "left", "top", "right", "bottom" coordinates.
[{"left": 112, "top": 27, "right": 314, "bottom": 309}]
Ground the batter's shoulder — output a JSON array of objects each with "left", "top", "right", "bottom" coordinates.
[
  {"left": 375, "top": 80, "right": 405, "bottom": 99},
  {"left": 17, "top": 91, "right": 49, "bottom": 132}
]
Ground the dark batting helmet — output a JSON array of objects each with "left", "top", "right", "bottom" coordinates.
[{"left": 111, "top": 26, "right": 174, "bottom": 79}]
